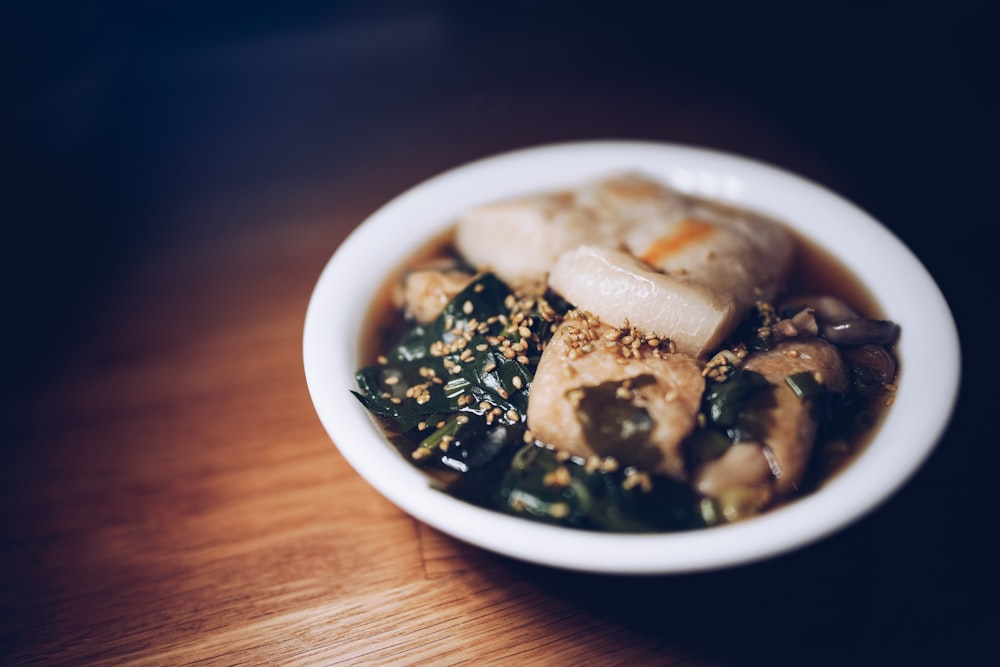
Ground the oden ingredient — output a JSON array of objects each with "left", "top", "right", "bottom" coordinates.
[{"left": 458, "top": 173, "right": 794, "bottom": 358}]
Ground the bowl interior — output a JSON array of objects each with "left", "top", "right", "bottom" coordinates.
[{"left": 303, "top": 141, "right": 960, "bottom": 574}]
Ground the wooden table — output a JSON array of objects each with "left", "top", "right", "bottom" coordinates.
[{"left": 2, "top": 4, "right": 993, "bottom": 665}]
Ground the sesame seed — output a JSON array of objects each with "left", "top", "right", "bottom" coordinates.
[
  {"left": 622, "top": 468, "right": 653, "bottom": 492},
  {"left": 462, "top": 300, "right": 473, "bottom": 315},
  {"left": 543, "top": 466, "right": 572, "bottom": 488},
  {"left": 548, "top": 503, "right": 570, "bottom": 519}
]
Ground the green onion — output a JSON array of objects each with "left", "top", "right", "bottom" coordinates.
[{"left": 785, "top": 371, "right": 825, "bottom": 400}]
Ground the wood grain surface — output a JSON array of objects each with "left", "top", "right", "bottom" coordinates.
[
  {"left": 0, "top": 188, "right": 985, "bottom": 665},
  {"left": 2, "top": 3, "right": 993, "bottom": 665}
]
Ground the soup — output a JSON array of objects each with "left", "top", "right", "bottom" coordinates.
[{"left": 352, "top": 173, "right": 899, "bottom": 533}]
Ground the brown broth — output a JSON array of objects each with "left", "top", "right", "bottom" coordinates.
[
  {"left": 357, "top": 216, "right": 898, "bottom": 516},
  {"left": 360, "top": 227, "right": 458, "bottom": 366}
]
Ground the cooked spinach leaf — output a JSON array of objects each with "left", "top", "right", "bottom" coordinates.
[
  {"left": 575, "top": 375, "right": 662, "bottom": 471},
  {"left": 684, "top": 369, "right": 773, "bottom": 467},
  {"left": 352, "top": 273, "right": 552, "bottom": 472},
  {"left": 703, "top": 369, "right": 771, "bottom": 441},
  {"left": 454, "top": 443, "right": 707, "bottom": 532}
]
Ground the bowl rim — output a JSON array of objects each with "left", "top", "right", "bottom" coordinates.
[{"left": 303, "top": 139, "right": 961, "bottom": 574}]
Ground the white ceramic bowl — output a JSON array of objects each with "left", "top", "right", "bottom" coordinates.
[{"left": 303, "top": 141, "right": 960, "bottom": 574}]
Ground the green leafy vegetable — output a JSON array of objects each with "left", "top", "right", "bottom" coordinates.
[
  {"left": 685, "top": 369, "right": 773, "bottom": 467},
  {"left": 785, "top": 371, "right": 825, "bottom": 400},
  {"left": 575, "top": 375, "right": 662, "bottom": 471},
  {"left": 702, "top": 369, "right": 771, "bottom": 440},
  {"left": 353, "top": 273, "right": 547, "bottom": 472},
  {"left": 457, "top": 443, "right": 708, "bottom": 532}
]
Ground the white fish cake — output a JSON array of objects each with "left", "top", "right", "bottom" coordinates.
[
  {"left": 454, "top": 191, "right": 612, "bottom": 293},
  {"left": 548, "top": 245, "right": 738, "bottom": 358},
  {"left": 454, "top": 173, "right": 687, "bottom": 292},
  {"left": 626, "top": 215, "right": 793, "bottom": 311}
]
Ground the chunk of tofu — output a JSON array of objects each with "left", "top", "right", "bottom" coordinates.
[
  {"left": 396, "top": 265, "right": 476, "bottom": 323},
  {"left": 693, "top": 338, "right": 849, "bottom": 505},
  {"left": 526, "top": 313, "right": 704, "bottom": 480},
  {"left": 743, "top": 338, "right": 848, "bottom": 496}
]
